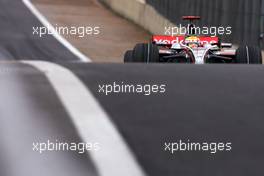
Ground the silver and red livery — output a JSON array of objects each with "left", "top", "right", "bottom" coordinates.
[{"left": 124, "top": 16, "right": 262, "bottom": 64}]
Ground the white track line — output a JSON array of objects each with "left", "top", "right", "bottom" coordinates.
[
  {"left": 22, "top": 0, "right": 91, "bottom": 62},
  {"left": 23, "top": 61, "right": 146, "bottom": 176}
]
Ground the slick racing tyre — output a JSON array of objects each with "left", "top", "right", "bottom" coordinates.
[
  {"left": 236, "top": 46, "right": 262, "bottom": 64},
  {"left": 132, "top": 43, "right": 159, "bottom": 63},
  {"left": 124, "top": 50, "right": 133, "bottom": 63}
]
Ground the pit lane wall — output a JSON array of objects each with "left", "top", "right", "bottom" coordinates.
[{"left": 100, "top": 0, "right": 264, "bottom": 51}]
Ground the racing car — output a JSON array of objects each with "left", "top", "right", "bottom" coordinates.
[{"left": 124, "top": 16, "right": 262, "bottom": 64}]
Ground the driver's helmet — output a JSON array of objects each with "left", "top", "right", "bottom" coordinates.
[{"left": 184, "top": 36, "right": 201, "bottom": 48}]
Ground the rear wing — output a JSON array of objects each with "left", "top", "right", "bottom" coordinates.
[
  {"left": 182, "top": 16, "right": 201, "bottom": 21},
  {"left": 152, "top": 35, "right": 219, "bottom": 45}
]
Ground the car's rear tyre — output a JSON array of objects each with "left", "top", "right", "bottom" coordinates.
[
  {"left": 236, "top": 46, "right": 262, "bottom": 64},
  {"left": 132, "top": 43, "right": 159, "bottom": 63},
  {"left": 124, "top": 50, "right": 133, "bottom": 63}
]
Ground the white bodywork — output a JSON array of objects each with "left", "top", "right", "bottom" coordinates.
[
  {"left": 180, "top": 44, "right": 214, "bottom": 64},
  {"left": 171, "top": 42, "right": 236, "bottom": 64}
]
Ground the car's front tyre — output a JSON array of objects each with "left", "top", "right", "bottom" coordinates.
[
  {"left": 236, "top": 46, "right": 262, "bottom": 64},
  {"left": 124, "top": 43, "right": 159, "bottom": 63},
  {"left": 124, "top": 50, "right": 133, "bottom": 63}
]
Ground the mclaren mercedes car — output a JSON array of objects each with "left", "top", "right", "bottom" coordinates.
[{"left": 124, "top": 16, "right": 262, "bottom": 64}]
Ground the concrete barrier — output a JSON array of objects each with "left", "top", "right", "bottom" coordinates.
[{"left": 99, "top": 0, "right": 173, "bottom": 35}]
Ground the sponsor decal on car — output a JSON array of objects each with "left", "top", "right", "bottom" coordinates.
[{"left": 153, "top": 35, "right": 219, "bottom": 45}]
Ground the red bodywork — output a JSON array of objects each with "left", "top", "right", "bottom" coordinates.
[
  {"left": 152, "top": 35, "right": 219, "bottom": 46},
  {"left": 182, "top": 16, "right": 201, "bottom": 20}
]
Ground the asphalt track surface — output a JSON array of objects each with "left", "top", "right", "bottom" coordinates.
[
  {"left": 0, "top": 63, "right": 97, "bottom": 176},
  {"left": 0, "top": 0, "right": 78, "bottom": 61},
  {"left": 1, "top": 62, "right": 264, "bottom": 176},
  {"left": 65, "top": 63, "right": 264, "bottom": 176},
  {"left": 1, "top": 0, "right": 264, "bottom": 176}
]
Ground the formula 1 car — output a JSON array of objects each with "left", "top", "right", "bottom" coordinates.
[{"left": 124, "top": 16, "right": 262, "bottom": 64}]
